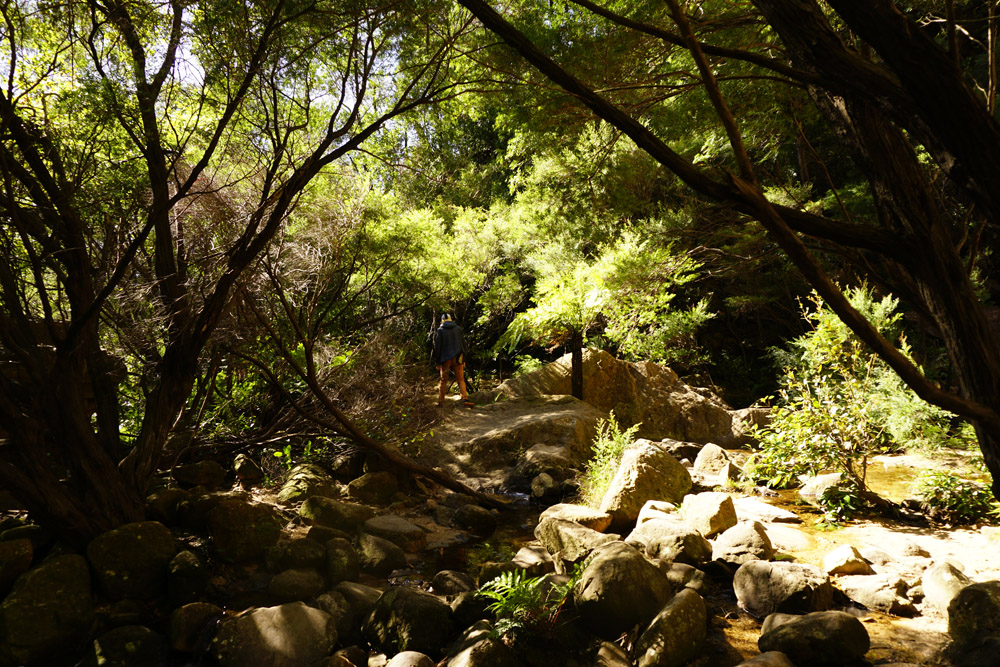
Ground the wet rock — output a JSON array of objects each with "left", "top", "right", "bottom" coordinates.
[
  {"left": 348, "top": 471, "right": 398, "bottom": 505},
  {"left": 823, "top": 545, "right": 872, "bottom": 576},
  {"left": 278, "top": 464, "right": 341, "bottom": 505},
  {"left": 208, "top": 499, "right": 283, "bottom": 563},
  {"left": 170, "top": 602, "right": 224, "bottom": 653},
  {"left": 326, "top": 538, "right": 361, "bottom": 585},
  {"left": 0, "top": 555, "right": 94, "bottom": 666},
  {"left": 693, "top": 443, "right": 730, "bottom": 475},
  {"left": 625, "top": 518, "right": 712, "bottom": 565},
  {"left": 444, "top": 620, "right": 519, "bottom": 667},
  {"left": 453, "top": 504, "right": 498, "bottom": 536},
  {"left": 734, "top": 561, "right": 833, "bottom": 617},
  {"left": 212, "top": 602, "right": 337, "bottom": 667},
  {"left": 172, "top": 460, "right": 227, "bottom": 489},
  {"left": 363, "top": 586, "right": 454, "bottom": 657},
  {"left": 0, "top": 539, "right": 32, "bottom": 598},
  {"left": 599, "top": 440, "right": 692, "bottom": 528},
  {"left": 88, "top": 625, "right": 168, "bottom": 667},
  {"left": 924, "top": 560, "right": 973, "bottom": 612},
  {"left": 634, "top": 588, "right": 707, "bottom": 667},
  {"left": 168, "top": 550, "right": 208, "bottom": 607},
  {"left": 268, "top": 567, "right": 325, "bottom": 601},
  {"left": 712, "top": 521, "right": 774, "bottom": 565},
  {"left": 837, "top": 574, "right": 915, "bottom": 616},
  {"left": 358, "top": 533, "right": 408, "bottom": 577},
  {"left": 300, "top": 497, "right": 375, "bottom": 532},
  {"left": 757, "top": 610, "right": 870, "bottom": 666},
  {"left": 534, "top": 517, "right": 620, "bottom": 572},
  {"left": 431, "top": 570, "right": 476, "bottom": 595},
  {"left": 363, "top": 516, "right": 427, "bottom": 553},
  {"left": 573, "top": 541, "right": 674, "bottom": 639},
  {"left": 86, "top": 521, "right": 176, "bottom": 600},
  {"left": 680, "top": 492, "right": 737, "bottom": 538}
]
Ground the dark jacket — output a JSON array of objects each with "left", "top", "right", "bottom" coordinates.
[{"left": 433, "top": 321, "right": 466, "bottom": 364}]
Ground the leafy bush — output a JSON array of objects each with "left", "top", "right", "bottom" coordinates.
[
  {"left": 579, "top": 411, "right": 640, "bottom": 507},
  {"left": 477, "top": 568, "right": 576, "bottom": 644},
  {"left": 747, "top": 287, "right": 965, "bottom": 499},
  {"left": 817, "top": 479, "right": 868, "bottom": 527},
  {"left": 916, "top": 470, "right": 998, "bottom": 525}
]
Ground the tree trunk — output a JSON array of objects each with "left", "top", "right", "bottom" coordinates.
[{"left": 570, "top": 330, "right": 584, "bottom": 400}]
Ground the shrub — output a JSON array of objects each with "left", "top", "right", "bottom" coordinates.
[
  {"left": 916, "top": 470, "right": 998, "bottom": 525},
  {"left": 579, "top": 411, "right": 640, "bottom": 508},
  {"left": 477, "top": 568, "right": 576, "bottom": 644}
]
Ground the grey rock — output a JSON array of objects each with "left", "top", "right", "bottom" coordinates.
[
  {"left": 635, "top": 588, "right": 707, "bottom": 667},
  {"left": 300, "top": 497, "right": 375, "bottom": 532},
  {"left": 169, "top": 602, "right": 224, "bottom": 653},
  {"left": 86, "top": 521, "right": 176, "bottom": 599},
  {"left": 798, "top": 473, "right": 847, "bottom": 508},
  {"left": 733, "top": 497, "right": 801, "bottom": 524},
  {"left": 734, "top": 561, "right": 833, "bottom": 617},
  {"left": 599, "top": 440, "right": 692, "bottom": 528},
  {"left": 923, "top": 560, "right": 972, "bottom": 612},
  {"left": 431, "top": 570, "right": 476, "bottom": 595},
  {"left": 823, "top": 545, "right": 872, "bottom": 576},
  {"left": 680, "top": 492, "right": 737, "bottom": 538},
  {"left": 326, "top": 538, "right": 361, "bottom": 585},
  {"left": 363, "top": 586, "right": 454, "bottom": 657},
  {"left": 212, "top": 602, "right": 337, "bottom": 667},
  {"left": 757, "top": 610, "right": 870, "bottom": 666},
  {"left": 573, "top": 541, "right": 674, "bottom": 639},
  {"left": 233, "top": 454, "right": 265, "bottom": 483},
  {"left": 172, "top": 460, "right": 227, "bottom": 488},
  {"left": 268, "top": 567, "right": 325, "bottom": 601},
  {"left": 534, "top": 517, "right": 620, "bottom": 571},
  {"left": 89, "top": 625, "right": 168, "bottom": 667},
  {"left": 0, "top": 555, "right": 94, "bottom": 667},
  {"left": 735, "top": 651, "right": 795, "bottom": 667},
  {"left": 837, "top": 574, "right": 916, "bottom": 616},
  {"left": 948, "top": 580, "right": 1000, "bottom": 649},
  {"left": 453, "top": 505, "right": 498, "bottom": 537},
  {"left": 626, "top": 518, "right": 712, "bottom": 565},
  {"left": 511, "top": 545, "right": 555, "bottom": 577},
  {"left": 358, "top": 533, "right": 408, "bottom": 577},
  {"left": 712, "top": 521, "right": 774, "bottom": 565},
  {"left": 268, "top": 537, "right": 327, "bottom": 571},
  {"left": 278, "top": 463, "right": 340, "bottom": 505},
  {"left": 208, "top": 499, "right": 283, "bottom": 563},
  {"left": 363, "top": 516, "right": 428, "bottom": 553},
  {"left": 539, "top": 504, "right": 612, "bottom": 533},
  {"left": 348, "top": 471, "right": 398, "bottom": 505},
  {"left": 387, "top": 652, "right": 436, "bottom": 667},
  {"left": 636, "top": 500, "right": 679, "bottom": 525},
  {"left": 168, "top": 549, "right": 208, "bottom": 607},
  {"left": 693, "top": 443, "right": 730, "bottom": 474},
  {"left": 595, "top": 641, "right": 632, "bottom": 667},
  {"left": 444, "top": 620, "right": 519, "bottom": 667},
  {"left": 530, "top": 472, "right": 560, "bottom": 501}
]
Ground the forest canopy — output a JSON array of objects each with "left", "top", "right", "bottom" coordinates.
[{"left": 2, "top": 0, "right": 1000, "bottom": 543}]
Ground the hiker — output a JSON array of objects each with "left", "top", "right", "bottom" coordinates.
[{"left": 433, "top": 313, "right": 474, "bottom": 407}]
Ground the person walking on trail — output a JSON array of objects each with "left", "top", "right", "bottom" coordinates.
[{"left": 433, "top": 314, "right": 474, "bottom": 408}]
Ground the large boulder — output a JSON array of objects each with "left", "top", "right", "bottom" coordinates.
[
  {"left": 680, "top": 492, "right": 737, "bottom": 538},
  {"left": 86, "top": 521, "right": 177, "bottom": 599},
  {"left": 267, "top": 537, "right": 327, "bottom": 571},
  {"left": 534, "top": 518, "right": 620, "bottom": 571},
  {"left": 757, "top": 611, "right": 870, "bottom": 666},
  {"left": 599, "top": 440, "right": 692, "bottom": 528},
  {"left": 797, "top": 473, "right": 847, "bottom": 508},
  {"left": 212, "top": 602, "right": 337, "bottom": 667},
  {"left": 348, "top": 471, "right": 398, "bottom": 505},
  {"left": 207, "top": 499, "right": 283, "bottom": 563},
  {"left": 362, "top": 516, "right": 427, "bottom": 553},
  {"left": 539, "top": 504, "right": 612, "bottom": 533},
  {"left": 822, "top": 545, "right": 872, "bottom": 576},
  {"left": 692, "top": 444, "right": 731, "bottom": 475},
  {"left": 734, "top": 561, "right": 834, "bottom": 617},
  {"left": 712, "top": 521, "right": 774, "bottom": 565},
  {"left": 573, "top": 541, "right": 674, "bottom": 639},
  {"left": 363, "top": 586, "right": 454, "bottom": 657},
  {"left": 0, "top": 555, "right": 94, "bottom": 667},
  {"left": 837, "top": 574, "right": 916, "bottom": 616},
  {"left": 634, "top": 588, "right": 707, "bottom": 667},
  {"left": 358, "top": 532, "right": 408, "bottom": 577},
  {"left": 626, "top": 518, "right": 712, "bottom": 565},
  {"left": 267, "top": 568, "right": 325, "bottom": 601},
  {"left": 326, "top": 538, "right": 361, "bottom": 585},
  {"left": 492, "top": 349, "right": 735, "bottom": 444},
  {"left": 299, "top": 497, "right": 375, "bottom": 532},
  {"left": 277, "top": 464, "right": 340, "bottom": 505},
  {"left": 948, "top": 581, "right": 1000, "bottom": 649},
  {"left": 923, "top": 560, "right": 973, "bottom": 612}
]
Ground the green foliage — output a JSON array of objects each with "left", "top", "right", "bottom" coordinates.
[
  {"left": 917, "top": 471, "right": 998, "bottom": 525},
  {"left": 580, "top": 411, "right": 640, "bottom": 508},
  {"left": 747, "top": 286, "right": 961, "bottom": 496},
  {"left": 512, "top": 355, "right": 544, "bottom": 377},
  {"left": 816, "top": 480, "right": 868, "bottom": 527},
  {"left": 477, "top": 566, "right": 579, "bottom": 644}
]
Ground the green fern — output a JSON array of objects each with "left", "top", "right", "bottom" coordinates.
[{"left": 477, "top": 566, "right": 580, "bottom": 643}]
